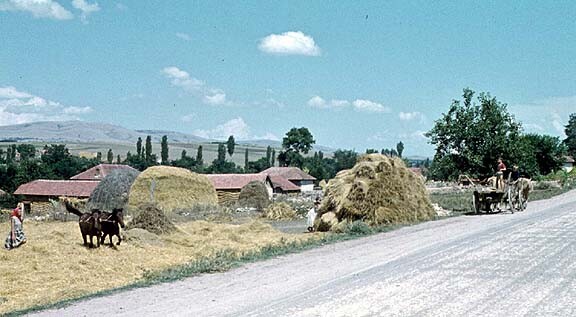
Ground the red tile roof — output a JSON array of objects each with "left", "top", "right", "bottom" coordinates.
[
  {"left": 205, "top": 174, "right": 272, "bottom": 190},
  {"left": 260, "top": 167, "right": 316, "bottom": 181},
  {"left": 70, "top": 164, "right": 138, "bottom": 180},
  {"left": 269, "top": 175, "right": 300, "bottom": 192},
  {"left": 14, "top": 180, "right": 99, "bottom": 197}
]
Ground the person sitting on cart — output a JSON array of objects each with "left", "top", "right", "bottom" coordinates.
[
  {"left": 511, "top": 165, "right": 520, "bottom": 182},
  {"left": 496, "top": 158, "right": 507, "bottom": 189}
]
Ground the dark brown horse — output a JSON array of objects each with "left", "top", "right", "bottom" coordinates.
[
  {"left": 64, "top": 201, "right": 102, "bottom": 248},
  {"left": 99, "top": 208, "right": 125, "bottom": 246}
]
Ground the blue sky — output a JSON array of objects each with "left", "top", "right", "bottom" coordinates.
[{"left": 1, "top": 1, "right": 575, "bottom": 156}]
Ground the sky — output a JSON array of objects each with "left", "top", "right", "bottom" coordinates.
[{"left": 1, "top": 1, "right": 575, "bottom": 157}]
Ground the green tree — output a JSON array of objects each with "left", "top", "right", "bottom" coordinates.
[
  {"left": 181, "top": 149, "right": 187, "bottom": 160},
  {"left": 518, "top": 134, "right": 565, "bottom": 177},
  {"left": 266, "top": 146, "right": 272, "bottom": 165},
  {"left": 271, "top": 149, "right": 276, "bottom": 166},
  {"left": 96, "top": 152, "right": 102, "bottom": 162},
  {"left": 136, "top": 137, "right": 142, "bottom": 157},
  {"left": 16, "top": 144, "right": 36, "bottom": 161},
  {"left": 396, "top": 141, "right": 404, "bottom": 158},
  {"left": 227, "top": 135, "right": 235, "bottom": 156},
  {"left": 107, "top": 149, "right": 113, "bottom": 164},
  {"left": 366, "top": 149, "right": 378, "bottom": 154},
  {"left": 426, "top": 88, "right": 522, "bottom": 180},
  {"left": 217, "top": 143, "right": 226, "bottom": 163},
  {"left": 565, "top": 113, "right": 576, "bottom": 157},
  {"left": 278, "top": 127, "right": 315, "bottom": 167},
  {"left": 116, "top": 155, "right": 121, "bottom": 164},
  {"left": 145, "top": 135, "right": 153, "bottom": 163},
  {"left": 196, "top": 146, "right": 203, "bottom": 166},
  {"left": 244, "top": 148, "right": 249, "bottom": 168},
  {"left": 161, "top": 135, "right": 169, "bottom": 164}
]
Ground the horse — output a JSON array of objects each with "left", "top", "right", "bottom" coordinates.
[
  {"left": 99, "top": 208, "right": 126, "bottom": 246},
  {"left": 64, "top": 201, "right": 102, "bottom": 248},
  {"left": 510, "top": 178, "right": 532, "bottom": 211}
]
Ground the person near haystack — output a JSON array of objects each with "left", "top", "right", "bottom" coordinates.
[
  {"left": 5, "top": 204, "right": 27, "bottom": 250},
  {"left": 306, "top": 200, "right": 320, "bottom": 232}
]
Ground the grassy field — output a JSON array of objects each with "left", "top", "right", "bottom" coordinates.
[{"left": 0, "top": 220, "right": 314, "bottom": 315}]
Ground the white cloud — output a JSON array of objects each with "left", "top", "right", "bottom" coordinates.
[
  {"left": 307, "top": 96, "right": 349, "bottom": 109},
  {"left": 511, "top": 96, "right": 576, "bottom": 138},
  {"left": 194, "top": 117, "right": 250, "bottom": 140},
  {"left": 352, "top": 99, "right": 391, "bottom": 113},
  {"left": 162, "top": 66, "right": 231, "bottom": 106},
  {"left": 71, "top": 0, "right": 100, "bottom": 23},
  {"left": 63, "top": 106, "right": 92, "bottom": 114},
  {"left": 0, "top": 0, "right": 73, "bottom": 20},
  {"left": 193, "top": 117, "right": 277, "bottom": 141},
  {"left": 0, "top": 86, "right": 92, "bottom": 125},
  {"left": 181, "top": 113, "right": 196, "bottom": 122},
  {"left": 203, "top": 93, "right": 227, "bottom": 106},
  {"left": 259, "top": 31, "right": 321, "bottom": 56},
  {"left": 176, "top": 32, "right": 191, "bottom": 41},
  {"left": 399, "top": 111, "right": 423, "bottom": 121},
  {"left": 309, "top": 96, "right": 389, "bottom": 113},
  {"left": 115, "top": 2, "right": 127, "bottom": 10}
]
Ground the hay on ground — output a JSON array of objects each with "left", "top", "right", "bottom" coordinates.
[
  {"left": 237, "top": 181, "right": 270, "bottom": 211},
  {"left": 264, "top": 202, "right": 297, "bottom": 220},
  {"left": 87, "top": 169, "right": 140, "bottom": 211},
  {"left": 123, "top": 228, "right": 163, "bottom": 247},
  {"left": 127, "top": 166, "right": 218, "bottom": 217},
  {"left": 316, "top": 154, "right": 434, "bottom": 231},
  {"left": 128, "top": 203, "right": 176, "bottom": 235}
]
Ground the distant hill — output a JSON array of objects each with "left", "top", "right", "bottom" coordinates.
[{"left": 0, "top": 121, "right": 335, "bottom": 152}]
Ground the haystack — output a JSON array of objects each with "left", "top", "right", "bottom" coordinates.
[
  {"left": 316, "top": 154, "right": 434, "bottom": 231},
  {"left": 127, "top": 166, "right": 218, "bottom": 217},
  {"left": 87, "top": 169, "right": 140, "bottom": 211},
  {"left": 264, "top": 202, "right": 297, "bottom": 220},
  {"left": 128, "top": 203, "right": 176, "bottom": 235},
  {"left": 238, "top": 181, "right": 270, "bottom": 210}
]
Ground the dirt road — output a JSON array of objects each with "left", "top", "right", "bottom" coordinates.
[{"left": 31, "top": 190, "right": 576, "bottom": 316}]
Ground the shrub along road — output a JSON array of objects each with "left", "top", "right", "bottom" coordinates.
[{"left": 32, "top": 190, "right": 576, "bottom": 316}]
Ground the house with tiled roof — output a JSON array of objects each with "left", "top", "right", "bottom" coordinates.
[
  {"left": 260, "top": 167, "right": 316, "bottom": 191},
  {"left": 14, "top": 163, "right": 137, "bottom": 214},
  {"left": 70, "top": 164, "right": 138, "bottom": 180},
  {"left": 205, "top": 173, "right": 273, "bottom": 205},
  {"left": 14, "top": 180, "right": 100, "bottom": 214},
  {"left": 268, "top": 175, "right": 301, "bottom": 194}
]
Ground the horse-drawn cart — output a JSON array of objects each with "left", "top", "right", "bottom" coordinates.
[{"left": 470, "top": 174, "right": 518, "bottom": 214}]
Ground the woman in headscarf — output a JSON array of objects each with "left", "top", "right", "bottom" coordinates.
[{"left": 4, "top": 204, "right": 27, "bottom": 250}]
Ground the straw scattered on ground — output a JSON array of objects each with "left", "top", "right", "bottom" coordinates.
[
  {"left": 317, "top": 154, "right": 434, "bottom": 231},
  {"left": 127, "top": 166, "right": 218, "bottom": 217},
  {"left": 0, "top": 219, "right": 310, "bottom": 315}
]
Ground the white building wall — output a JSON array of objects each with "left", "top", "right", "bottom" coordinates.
[{"left": 300, "top": 184, "right": 315, "bottom": 192}]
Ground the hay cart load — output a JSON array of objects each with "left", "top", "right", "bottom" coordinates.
[{"left": 470, "top": 173, "right": 519, "bottom": 214}]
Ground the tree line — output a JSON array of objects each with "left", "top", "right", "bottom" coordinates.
[{"left": 426, "top": 88, "right": 575, "bottom": 180}]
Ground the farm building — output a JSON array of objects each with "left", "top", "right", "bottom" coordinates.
[
  {"left": 261, "top": 167, "right": 316, "bottom": 192},
  {"left": 70, "top": 164, "right": 138, "bottom": 180},
  {"left": 205, "top": 173, "right": 273, "bottom": 205},
  {"left": 14, "top": 180, "right": 99, "bottom": 214},
  {"left": 563, "top": 156, "right": 574, "bottom": 173},
  {"left": 268, "top": 175, "right": 301, "bottom": 194}
]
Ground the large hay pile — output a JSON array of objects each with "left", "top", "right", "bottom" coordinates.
[
  {"left": 316, "top": 154, "right": 434, "bottom": 231},
  {"left": 263, "top": 202, "right": 297, "bottom": 220},
  {"left": 127, "top": 166, "right": 218, "bottom": 217},
  {"left": 87, "top": 169, "right": 140, "bottom": 211},
  {"left": 238, "top": 181, "right": 270, "bottom": 210},
  {"left": 128, "top": 203, "right": 176, "bottom": 235}
]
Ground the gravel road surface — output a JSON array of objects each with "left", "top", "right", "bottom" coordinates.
[{"left": 31, "top": 190, "right": 576, "bottom": 317}]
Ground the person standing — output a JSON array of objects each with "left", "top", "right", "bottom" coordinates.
[
  {"left": 496, "top": 158, "right": 507, "bottom": 189},
  {"left": 4, "top": 205, "right": 27, "bottom": 250},
  {"left": 306, "top": 200, "right": 320, "bottom": 232}
]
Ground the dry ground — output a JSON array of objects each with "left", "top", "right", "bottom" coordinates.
[{"left": 0, "top": 220, "right": 311, "bottom": 314}]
